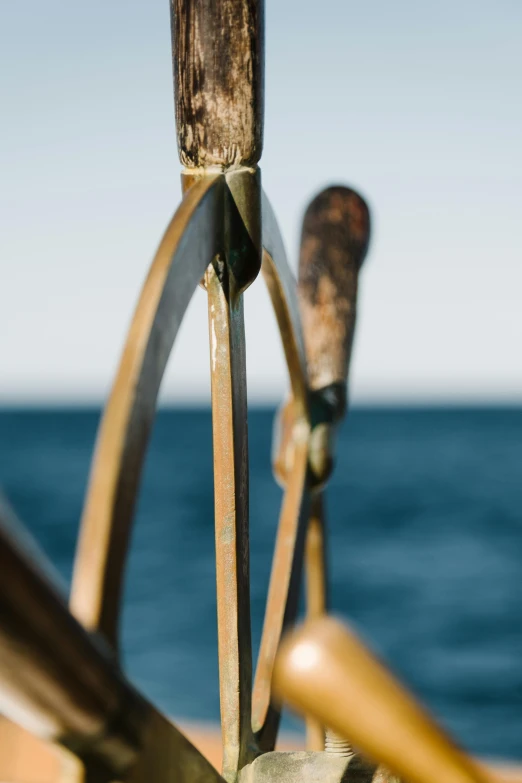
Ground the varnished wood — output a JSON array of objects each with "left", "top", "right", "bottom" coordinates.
[
  {"left": 171, "top": 0, "right": 264, "bottom": 169},
  {"left": 206, "top": 264, "right": 254, "bottom": 780},
  {"left": 70, "top": 175, "right": 223, "bottom": 649},
  {"left": 273, "top": 617, "right": 496, "bottom": 783}
]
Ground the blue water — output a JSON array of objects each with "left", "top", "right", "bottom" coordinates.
[{"left": 0, "top": 407, "right": 521, "bottom": 760}]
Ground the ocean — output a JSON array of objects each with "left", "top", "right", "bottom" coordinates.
[{"left": 0, "top": 406, "right": 521, "bottom": 760}]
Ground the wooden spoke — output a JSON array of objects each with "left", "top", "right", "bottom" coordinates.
[
  {"left": 70, "top": 174, "right": 224, "bottom": 650},
  {"left": 273, "top": 617, "right": 495, "bottom": 783},
  {"left": 171, "top": 0, "right": 264, "bottom": 171},
  {"left": 206, "top": 266, "right": 253, "bottom": 780},
  {"left": 298, "top": 186, "right": 370, "bottom": 409}
]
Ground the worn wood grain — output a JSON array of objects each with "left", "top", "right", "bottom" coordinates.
[
  {"left": 298, "top": 186, "right": 370, "bottom": 420},
  {"left": 171, "top": 0, "right": 264, "bottom": 169}
]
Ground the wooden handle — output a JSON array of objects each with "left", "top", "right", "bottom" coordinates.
[
  {"left": 171, "top": 0, "right": 264, "bottom": 169},
  {"left": 298, "top": 186, "right": 370, "bottom": 418},
  {"left": 273, "top": 617, "right": 494, "bottom": 783}
]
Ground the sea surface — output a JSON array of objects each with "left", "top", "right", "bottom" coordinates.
[{"left": 0, "top": 407, "right": 521, "bottom": 760}]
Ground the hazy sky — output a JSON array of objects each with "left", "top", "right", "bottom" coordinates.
[{"left": 1, "top": 1, "right": 521, "bottom": 403}]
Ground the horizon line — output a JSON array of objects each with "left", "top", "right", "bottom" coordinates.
[{"left": 1, "top": 398, "right": 521, "bottom": 411}]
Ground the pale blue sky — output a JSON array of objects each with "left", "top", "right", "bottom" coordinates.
[{"left": 1, "top": 1, "right": 521, "bottom": 403}]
